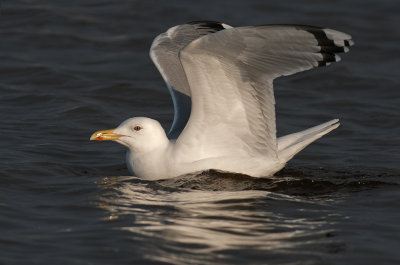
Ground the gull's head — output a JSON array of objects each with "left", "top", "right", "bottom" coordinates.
[{"left": 90, "top": 117, "right": 168, "bottom": 152}]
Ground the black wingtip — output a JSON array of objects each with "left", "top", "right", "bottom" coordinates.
[
  {"left": 188, "top": 21, "right": 226, "bottom": 31},
  {"left": 295, "top": 26, "right": 351, "bottom": 68},
  {"left": 320, "top": 45, "right": 346, "bottom": 54}
]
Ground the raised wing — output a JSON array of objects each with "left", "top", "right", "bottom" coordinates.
[
  {"left": 176, "top": 25, "right": 353, "bottom": 161},
  {"left": 150, "top": 21, "right": 232, "bottom": 139}
]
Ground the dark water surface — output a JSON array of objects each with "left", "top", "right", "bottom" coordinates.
[{"left": 1, "top": 0, "right": 399, "bottom": 264}]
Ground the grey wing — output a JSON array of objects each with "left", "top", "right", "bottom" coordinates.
[
  {"left": 149, "top": 21, "right": 232, "bottom": 139},
  {"left": 177, "top": 25, "right": 353, "bottom": 160}
]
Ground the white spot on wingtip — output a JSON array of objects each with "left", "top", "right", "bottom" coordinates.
[{"left": 333, "top": 40, "right": 345, "bottom": 47}]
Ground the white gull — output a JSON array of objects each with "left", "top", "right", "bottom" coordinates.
[{"left": 90, "top": 21, "right": 353, "bottom": 180}]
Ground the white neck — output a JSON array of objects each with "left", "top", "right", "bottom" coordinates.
[{"left": 126, "top": 140, "right": 172, "bottom": 179}]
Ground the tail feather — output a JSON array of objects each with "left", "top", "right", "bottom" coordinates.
[{"left": 277, "top": 119, "right": 340, "bottom": 163}]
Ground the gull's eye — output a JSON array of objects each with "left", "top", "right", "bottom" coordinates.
[{"left": 133, "top": 125, "right": 142, "bottom": 131}]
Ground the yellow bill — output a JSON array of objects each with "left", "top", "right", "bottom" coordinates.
[{"left": 90, "top": 129, "right": 123, "bottom": 141}]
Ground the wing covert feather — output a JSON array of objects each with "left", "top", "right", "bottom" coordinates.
[
  {"left": 176, "top": 25, "right": 353, "bottom": 160},
  {"left": 149, "top": 21, "right": 231, "bottom": 139}
]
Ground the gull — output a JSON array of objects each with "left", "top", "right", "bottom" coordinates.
[{"left": 90, "top": 21, "right": 353, "bottom": 180}]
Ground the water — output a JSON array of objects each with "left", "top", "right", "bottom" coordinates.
[{"left": 1, "top": 0, "right": 399, "bottom": 264}]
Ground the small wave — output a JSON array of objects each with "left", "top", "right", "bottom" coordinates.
[{"left": 153, "top": 167, "right": 398, "bottom": 196}]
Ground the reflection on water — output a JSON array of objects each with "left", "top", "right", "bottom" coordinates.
[{"left": 95, "top": 172, "right": 353, "bottom": 264}]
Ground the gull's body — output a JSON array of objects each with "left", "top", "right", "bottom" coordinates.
[{"left": 91, "top": 21, "right": 353, "bottom": 180}]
